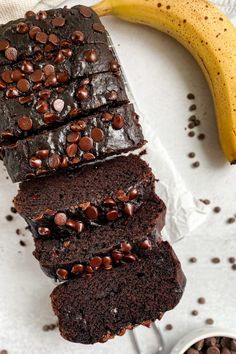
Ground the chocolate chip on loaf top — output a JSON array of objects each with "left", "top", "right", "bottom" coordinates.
[
  {"left": 2, "top": 104, "right": 145, "bottom": 182},
  {"left": 14, "top": 155, "right": 155, "bottom": 238},
  {"left": 51, "top": 241, "right": 186, "bottom": 344},
  {"left": 33, "top": 195, "right": 166, "bottom": 280}
]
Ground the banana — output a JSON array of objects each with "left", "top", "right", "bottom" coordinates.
[{"left": 92, "top": 0, "right": 236, "bottom": 163}]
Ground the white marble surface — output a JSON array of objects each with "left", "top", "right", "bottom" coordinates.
[{"left": 0, "top": 1, "right": 236, "bottom": 353}]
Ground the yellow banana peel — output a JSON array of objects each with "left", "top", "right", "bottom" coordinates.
[{"left": 92, "top": 0, "right": 236, "bottom": 163}]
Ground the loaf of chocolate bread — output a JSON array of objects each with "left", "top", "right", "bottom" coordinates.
[
  {"left": 14, "top": 155, "right": 155, "bottom": 238},
  {"left": 33, "top": 195, "right": 166, "bottom": 280},
  {"left": 51, "top": 241, "right": 186, "bottom": 344},
  {"left": 0, "top": 71, "right": 128, "bottom": 145},
  {"left": 0, "top": 5, "right": 108, "bottom": 67},
  {"left": 2, "top": 104, "right": 145, "bottom": 182}
]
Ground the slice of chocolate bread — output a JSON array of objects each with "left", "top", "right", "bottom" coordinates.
[
  {"left": 33, "top": 195, "right": 166, "bottom": 280},
  {"left": 0, "top": 5, "right": 108, "bottom": 67},
  {"left": 14, "top": 155, "right": 155, "bottom": 239},
  {"left": 0, "top": 71, "right": 128, "bottom": 145},
  {"left": 50, "top": 241, "right": 186, "bottom": 344},
  {"left": 2, "top": 104, "right": 145, "bottom": 182}
]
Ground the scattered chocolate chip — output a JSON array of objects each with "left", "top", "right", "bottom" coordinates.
[
  {"left": 90, "top": 256, "right": 102, "bottom": 269},
  {"left": 120, "top": 241, "right": 132, "bottom": 253},
  {"left": 29, "top": 26, "right": 41, "bottom": 39},
  {"left": 16, "top": 22, "right": 29, "bottom": 33},
  {"left": 36, "top": 31, "right": 48, "bottom": 44},
  {"left": 43, "top": 112, "right": 58, "bottom": 124},
  {"left": 83, "top": 152, "right": 95, "bottom": 161},
  {"left": 66, "top": 143, "right": 78, "bottom": 157},
  {"left": 0, "top": 39, "right": 10, "bottom": 51},
  {"left": 6, "top": 86, "right": 19, "bottom": 98},
  {"left": 113, "top": 115, "right": 124, "bottom": 129},
  {"left": 192, "top": 161, "right": 200, "bottom": 168},
  {"left": 52, "top": 17, "right": 65, "bottom": 27},
  {"left": 17, "top": 78, "right": 30, "bottom": 92},
  {"left": 123, "top": 254, "right": 136, "bottom": 263},
  {"left": 102, "top": 112, "right": 113, "bottom": 121},
  {"left": 189, "top": 104, "right": 197, "bottom": 111},
  {"left": 107, "top": 90, "right": 118, "bottom": 101},
  {"left": 71, "top": 120, "right": 86, "bottom": 131},
  {"left": 84, "top": 49, "right": 97, "bottom": 63},
  {"left": 110, "top": 60, "right": 120, "bottom": 72},
  {"left": 37, "top": 10, "right": 47, "bottom": 20},
  {"left": 205, "top": 318, "right": 214, "bottom": 325},
  {"left": 31, "top": 69, "right": 44, "bottom": 83},
  {"left": 211, "top": 257, "right": 220, "bottom": 264},
  {"left": 79, "top": 136, "right": 93, "bottom": 151},
  {"left": 188, "top": 131, "right": 195, "bottom": 137},
  {"left": 189, "top": 257, "right": 197, "bottom": 263},
  {"left": 165, "top": 324, "right": 173, "bottom": 331},
  {"left": 191, "top": 310, "right": 198, "bottom": 316},
  {"left": 198, "top": 133, "right": 206, "bottom": 140},
  {"left": 91, "top": 127, "right": 104, "bottom": 142},
  {"left": 198, "top": 297, "right": 206, "bottom": 304},
  {"left": 5, "top": 47, "right": 17, "bottom": 61},
  {"left": 106, "top": 209, "right": 119, "bottom": 221},
  {"left": 21, "top": 61, "right": 34, "bottom": 74},
  {"left": 2, "top": 70, "right": 13, "bottom": 83},
  {"left": 79, "top": 5, "right": 92, "bottom": 17},
  {"left": 56, "top": 268, "right": 68, "bottom": 280},
  {"left": 128, "top": 189, "right": 138, "bottom": 200},
  {"left": 71, "top": 264, "right": 84, "bottom": 274},
  {"left": 102, "top": 256, "right": 112, "bottom": 269},
  {"left": 71, "top": 31, "right": 85, "bottom": 43},
  {"left": 139, "top": 239, "right": 152, "bottom": 250},
  {"left": 227, "top": 217, "right": 235, "bottom": 224},
  {"left": 76, "top": 85, "right": 89, "bottom": 100},
  {"left": 45, "top": 73, "right": 57, "bottom": 86},
  {"left": 123, "top": 203, "right": 134, "bottom": 217},
  {"left": 85, "top": 206, "right": 98, "bottom": 220},
  {"left": 188, "top": 152, "right": 196, "bottom": 158},
  {"left": 213, "top": 206, "right": 221, "bottom": 213},
  {"left": 36, "top": 100, "right": 48, "bottom": 113},
  {"left": 20, "top": 240, "right": 26, "bottom": 247},
  {"left": 12, "top": 69, "right": 25, "bottom": 82},
  {"left": 187, "top": 93, "right": 195, "bottom": 99},
  {"left": 53, "top": 98, "right": 64, "bottom": 112},
  {"left": 18, "top": 116, "right": 33, "bottom": 131},
  {"left": 48, "top": 154, "right": 61, "bottom": 169},
  {"left": 54, "top": 212, "right": 67, "bottom": 226},
  {"left": 48, "top": 33, "right": 60, "bottom": 46},
  {"left": 228, "top": 257, "right": 236, "bottom": 264},
  {"left": 93, "top": 23, "right": 105, "bottom": 33},
  {"left": 29, "top": 156, "right": 42, "bottom": 169},
  {"left": 6, "top": 215, "right": 13, "bottom": 221}
]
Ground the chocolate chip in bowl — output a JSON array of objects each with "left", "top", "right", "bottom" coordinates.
[{"left": 170, "top": 328, "right": 236, "bottom": 354}]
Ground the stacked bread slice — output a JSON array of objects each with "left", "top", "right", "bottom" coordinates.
[{"left": 0, "top": 4, "right": 186, "bottom": 344}]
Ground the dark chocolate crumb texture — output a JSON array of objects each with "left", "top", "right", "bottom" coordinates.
[
  {"left": 0, "top": 5, "right": 108, "bottom": 67},
  {"left": 3, "top": 104, "right": 145, "bottom": 182},
  {"left": 51, "top": 241, "right": 186, "bottom": 344},
  {"left": 14, "top": 155, "right": 155, "bottom": 238},
  {"left": 0, "top": 71, "right": 128, "bottom": 145},
  {"left": 33, "top": 195, "right": 166, "bottom": 280}
]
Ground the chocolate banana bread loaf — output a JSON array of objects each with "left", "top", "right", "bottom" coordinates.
[
  {"left": 3, "top": 104, "right": 145, "bottom": 182},
  {"left": 51, "top": 241, "right": 186, "bottom": 344},
  {"left": 14, "top": 155, "right": 155, "bottom": 238},
  {"left": 33, "top": 195, "right": 166, "bottom": 280}
]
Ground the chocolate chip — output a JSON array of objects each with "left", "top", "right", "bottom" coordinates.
[
  {"left": 116, "top": 190, "right": 129, "bottom": 202},
  {"left": 102, "top": 112, "right": 113, "bottom": 121},
  {"left": 67, "top": 132, "right": 80, "bottom": 144},
  {"left": 228, "top": 257, "right": 236, "bottom": 264},
  {"left": 16, "top": 22, "right": 29, "bottom": 33},
  {"left": 79, "top": 136, "right": 93, "bottom": 151},
  {"left": 56, "top": 268, "right": 68, "bottom": 280},
  {"left": 93, "top": 23, "right": 105, "bottom": 33},
  {"left": 0, "top": 39, "right": 10, "bottom": 51},
  {"left": 189, "top": 104, "right": 197, "bottom": 111},
  {"left": 35, "top": 150, "right": 49, "bottom": 160},
  {"left": 36, "top": 100, "right": 48, "bottom": 113},
  {"left": 123, "top": 254, "right": 136, "bottom": 263},
  {"left": 52, "top": 17, "right": 65, "bottom": 27},
  {"left": 43, "top": 112, "right": 58, "bottom": 124},
  {"left": 31, "top": 69, "right": 44, "bottom": 83},
  {"left": 0, "top": 80, "right": 6, "bottom": 90},
  {"left": 5, "top": 47, "right": 17, "bottom": 61},
  {"left": 57, "top": 71, "right": 69, "bottom": 84},
  {"left": 102, "top": 256, "right": 112, "bottom": 269},
  {"left": 191, "top": 310, "right": 198, "bottom": 316},
  {"left": 227, "top": 217, "right": 235, "bottom": 224},
  {"left": 74, "top": 221, "right": 84, "bottom": 233},
  {"left": 188, "top": 152, "right": 196, "bottom": 158},
  {"left": 18, "top": 116, "right": 32, "bottom": 131},
  {"left": 111, "top": 250, "right": 123, "bottom": 261},
  {"left": 48, "top": 154, "right": 61, "bottom": 169},
  {"left": 71, "top": 120, "right": 86, "bottom": 131},
  {"left": 198, "top": 297, "right": 206, "bottom": 304},
  {"left": 120, "top": 242, "right": 132, "bottom": 253},
  {"left": 83, "top": 152, "right": 95, "bottom": 160},
  {"left": 29, "top": 26, "right": 41, "bottom": 39},
  {"left": 61, "top": 48, "right": 72, "bottom": 58},
  {"left": 71, "top": 264, "right": 84, "bottom": 274},
  {"left": 113, "top": 115, "right": 124, "bottom": 129},
  {"left": 90, "top": 256, "right": 102, "bottom": 269},
  {"left": 12, "top": 69, "right": 25, "bottom": 82},
  {"left": 139, "top": 240, "right": 152, "bottom": 250},
  {"left": 38, "top": 89, "right": 51, "bottom": 100},
  {"left": 85, "top": 206, "right": 98, "bottom": 220},
  {"left": 37, "top": 10, "right": 47, "bottom": 20},
  {"left": 6, "top": 87, "right": 19, "bottom": 98},
  {"left": 6, "top": 215, "right": 13, "bottom": 221},
  {"left": 71, "top": 31, "right": 85, "bottom": 44},
  {"left": 53, "top": 98, "right": 64, "bottom": 112},
  {"left": 198, "top": 133, "right": 206, "bottom": 140},
  {"left": 21, "top": 61, "right": 33, "bottom": 74},
  {"left": 17, "top": 78, "right": 30, "bottom": 92},
  {"left": 38, "top": 227, "right": 51, "bottom": 237},
  {"left": 192, "top": 161, "right": 200, "bottom": 168},
  {"left": 165, "top": 324, "right": 173, "bottom": 331},
  {"left": 123, "top": 203, "right": 134, "bottom": 217},
  {"left": 66, "top": 143, "right": 78, "bottom": 157},
  {"left": 48, "top": 33, "right": 60, "bottom": 46},
  {"left": 54, "top": 212, "right": 67, "bottom": 226},
  {"left": 106, "top": 210, "right": 118, "bottom": 221},
  {"left": 189, "top": 257, "right": 197, "bottom": 263},
  {"left": 188, "top": 131, "right": 195, "bottom": 137},
  {"left": 43, "top": 64, "right": 55, "bottom": 77},
  {"left": 76, "top": 85, "right": 89, "bottom": 100},
  {"left": 213, "top": 206, "right": 221, "bottom": 213},
  {"left": 18, "top": 95, "right": 33, "bottom": 104},
  {"left": 84, "top": 49, "right": 97, "bottom": 63},
  {"left": 36, "top": 31, "right": 48, "bottom": 44},
  {"left": 211, "top": 257, "right": 220, "bottom": 264},
  {"left": 128, "top": 189, "right": 138, "bottom": 200},
  {"left": 29, "top": 156, "right": 42, "bottom": 169},
  {"left": 1, "top": 70, "right": 13, "bottom": 83},
  {"left": 107, "top": 90, "right": 118, "bottom": 101},
  {"left": 79, "top": 5, "right": 92, "bottom": 17},
  {"left": 103, "top": 197, "right": 116, "bottom": 207},
  {"left": 85, "top": 265, "right": 93, "bottom": 274},
  {"left": 45, "top": 74, "right": 57, "bottom": 87},
  {"left": 91, "top": 127, "right": 104, "bottom": 142},
  {"left": 110, "top": 60, "right": 120, "bottom": 72}
]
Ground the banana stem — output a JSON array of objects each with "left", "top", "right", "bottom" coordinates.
[{"left": 92, "top": 0, "right": 112, "bottom": 17}]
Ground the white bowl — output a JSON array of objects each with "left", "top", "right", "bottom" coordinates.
[{"left": 170, "top": 327, "right": 236, "bottom": 354}]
